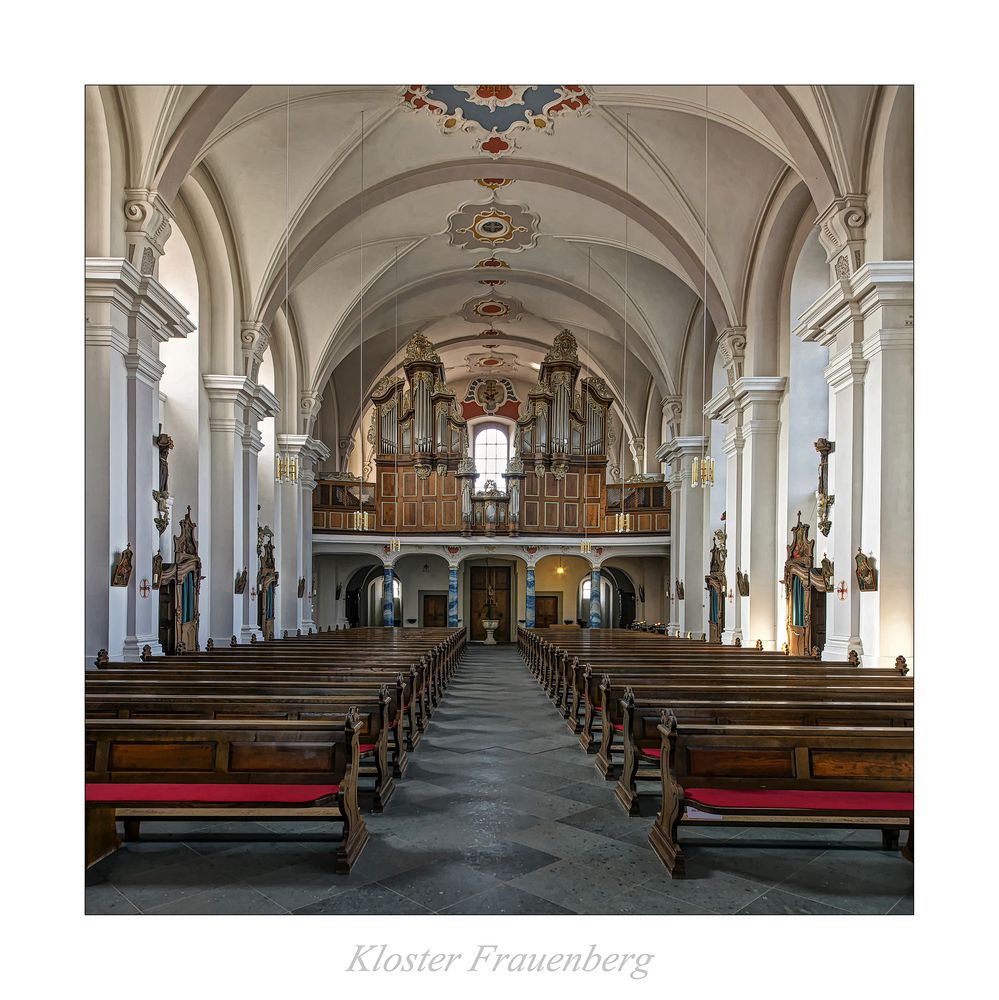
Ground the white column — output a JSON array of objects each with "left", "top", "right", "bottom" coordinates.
[
  {"left": 823, "top": 346, "right": 867, "bottom": 660},
  {"left": 86, "top": 258, "right": 193, "bottom": 662},
  {"left": 203, "top": 376, "right": 249, "bottom": 646},
  {"left": 707, "top": 386, "right": 743, "bottom": 644},
  {"left": 860, "top": 316, "right": 914, "bottom": 667},
  {"left": 202, "top": 377, "right": 279, "bottom": 644},
  {"left": 737, "top": 377, "right": 786, "bottom": 650},
  {"left": 795, "top": 262, "right": 913, "bottom": 665},
  {"left": 660, "top": 436, "right": 706, "bottom": 636},
  {"left": 275, "top": 434, "right": 330, "bottom": 635}
]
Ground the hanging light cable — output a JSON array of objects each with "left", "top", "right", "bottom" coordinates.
[
  {"left": 692, "top": 85, "right": 715, "bottom": 491},
  {"left": 275, "top": 87, "right": 297, "bottom": 486},
  {"left": 616, "top": 114, "right": 633, "bottom": 533},
  {"left": 354, "top": 110, "right": 370, "bottom": 531},
  {"left": 580, "top": 248, "right": 592, "bottom": 554},
  {"left": 389, "top": 244, "right": 401, "bottom": 552}
]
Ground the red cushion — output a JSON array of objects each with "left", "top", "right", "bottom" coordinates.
[
  {"left": 683, "top": 787, "right": 913, "bottom": 813},
  {"left": 85, "top": 783, "right": 339, "bottom": 804},
  {"left": 613, "top": 723, "right": 624, "bottom": 732},
  {"left": 358, "top": 743, "right": 376, "bottom": 755},
  {"left": 593, "top": 706, "right": 602, "bottom": 712},
  {"left": 639, "top": 746, "right": 662, "bottom": 759}
]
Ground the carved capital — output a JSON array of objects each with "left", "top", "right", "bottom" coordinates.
[
  {"left": 717, "top": 327, "right": 748, "bottom": 386},
  {"left": 123, "top": 188, "right": 174, "bottom": 278},
  {"left": 661, "top": 395, "right": 682, "bottom": 440},
  {"left": 240, "top": 321, "right": 271, "bottom": 381},
  {"left": 299, "top": 390, "right": 323, "bottom": 432},
  {"left": 816, "top": 194, "right": 868, "bottom": 279}
]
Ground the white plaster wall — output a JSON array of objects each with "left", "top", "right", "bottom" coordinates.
[
  {"left": 785, "top": 230, "right": 830, "bottom": 540},
  {"left": 394, "top": 554, "right": 450, "bottom": 626},
  {"left": 158, "top": 229, "right": 201, "bottom": 521}
]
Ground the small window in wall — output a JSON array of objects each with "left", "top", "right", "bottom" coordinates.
[{"left": 474, "top": 424, "right": 510, "bottom": 491}]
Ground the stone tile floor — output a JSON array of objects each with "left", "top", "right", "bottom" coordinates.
[{"left": 86, "top": 645, "right": 914, "bottom": 915}]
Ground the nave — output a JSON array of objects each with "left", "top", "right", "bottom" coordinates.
[{"left": 86, "top": 641, "right": 913, "bottom": 916}]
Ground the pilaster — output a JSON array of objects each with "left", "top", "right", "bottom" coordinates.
[
  {"left": 86, "top": 258, "right": 193, "bottom": 661},
  {"left": 658, "top": 435, "right": 706, "bottom": 634}
]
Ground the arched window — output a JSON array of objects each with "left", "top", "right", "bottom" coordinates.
[{"left": 473, "top": 423, "right": 510, "bottom": 491}]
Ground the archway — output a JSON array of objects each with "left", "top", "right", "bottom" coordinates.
[
  {"left": 393, "top": 553, "right": 450, "bottom": 628},
  {"left": 534, "top": 553, "right": 592, "bottom": 627}
]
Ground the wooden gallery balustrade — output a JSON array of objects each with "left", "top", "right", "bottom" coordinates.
[{"left": 312, "top": 330, "right": 670, "bottom": 537}]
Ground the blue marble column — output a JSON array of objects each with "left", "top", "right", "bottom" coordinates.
[
  {"left": 525, "top": 567, "right": 536, "bottom": 628},
  {"left": 447, "top": 565, "right": 459, "bottom": 627},
  {"left": 383, "top": 564, "right": 394, "bottom": 627},
  {"left": 589, "top": 566, "right": 602, "bottom": 628}
]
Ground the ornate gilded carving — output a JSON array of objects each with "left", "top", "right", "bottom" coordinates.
[
  {"left": 404, "top": 332, "right": 442, "bottom": 365},
  {"left": 855, "top": 549, "right": 878, "bottom": 592},
  {"left": 544, "top": 329, "right": 579, "bottom": 364}
]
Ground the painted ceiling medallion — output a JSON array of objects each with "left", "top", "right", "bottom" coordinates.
[
  {"left": 473, "top": 256, "right": 510, "bottom": 270},
  {"left": 478, "top": 277, "right": 506, "bottom": 286},
  {"left": 465, "top": 349, "right": 520, "bottom": 374},
  {"left": 477, "top": 327, "right": 507, "bottom": 337},
  {"left": 448, "top": 200, "right": 539, "bottom": 252},
  {"left": 461, "top": 294, "right": 525, "bottom": 324},
  {"left": 400, "top": 85, "right": 593, "bottom": 159}
]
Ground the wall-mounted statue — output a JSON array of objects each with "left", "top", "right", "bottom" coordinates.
[
  {"left": 855, "top": 549, "right": 878, "bottom": 592},
  {"left": 675, "top": 579, "right": 685, "bottom": 601},
  {"left": 820, "top": 554, "right": 835, "bottom": 591},
  {"left": 152, "top": 552, "right": 163, "bottom": 589},
  {"left": 298, "top": 577, "right": 307, "bottom": 598},
  {"left": 815, "top": 438, "right": 834, "bottom": 536},
  {"left": 154, "top": 427, "right": 174, "bottom": 494},
  {"left": 736, "top": 569, "right": 750, "bottom": 596},
  {"left": 234, "top": 567, "right": 247, "bottom": 594},
  {"left": 111, "top": 543, "right": 133, "bottom": 587}
]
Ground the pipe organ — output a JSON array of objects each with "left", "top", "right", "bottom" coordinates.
[{"left": 312, "top": 328, "right": 669, "bottom": 536}]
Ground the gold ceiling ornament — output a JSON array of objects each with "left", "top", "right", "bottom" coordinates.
[{"left": 475, "top": 178, "right": 515, "bottom": 191}]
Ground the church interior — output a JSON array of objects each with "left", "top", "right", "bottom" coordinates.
[{"left": 83, "top": 82, "right": 915, "bottom": 918}]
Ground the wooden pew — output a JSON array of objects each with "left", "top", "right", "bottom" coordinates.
[
  {"left": 86, "top": 672, "right": 413, "bottom": 777},
  {"left": 589, "top": 671, "right": 914, "bottom": 776},
  {"left": 612, "top": 690, "right": 914, "bottom": 815},
  {"left": 86, "top": 688, "right": 396, "bottom": 811},
  {"left": 646, "top": 711, "right": 913, "bottom": 877},
  {"left": 85, "top": 714, "right": 369, "bottom": 872}
]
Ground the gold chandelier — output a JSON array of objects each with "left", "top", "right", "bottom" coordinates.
[{"left": 690, "top": 455, "right": 715, "bottom": 489}]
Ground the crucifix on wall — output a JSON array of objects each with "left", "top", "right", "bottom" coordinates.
[{"left": 815, "top": 438, "right": 834, "bottom": 536}]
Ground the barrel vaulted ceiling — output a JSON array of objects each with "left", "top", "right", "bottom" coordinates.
[{"left": 105, "top": 84, "right": 887, "bottom": 442}]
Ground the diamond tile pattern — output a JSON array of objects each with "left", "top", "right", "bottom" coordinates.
[{"left": 86, "top": 645, "right": 914, "bottom": 914}]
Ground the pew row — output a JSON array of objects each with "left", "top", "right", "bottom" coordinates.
[
  {"left": 85, "top": 715, "right": 369, "bottom": 872},
  {"left": 646, "top": 711, "right": 914, "bottom": 878}
]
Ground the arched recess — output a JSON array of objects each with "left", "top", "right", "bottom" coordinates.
[
  {"left": 157, "top": 222, "right": 201, "bottom": 525},
  {"left": 88, "top": 86, "right": 131, "bottom": 259},
  {"left": 740, "top": 86, "right": 840, "bottom": 212},
  {"left": 534, "top": 553, "right": 592, "bottom": 628},
  {"left": 741, "top": 174, "right": 816, "bottom": 378},
  {"left": 393, "top": 553, "right": 450, "bottom": 627},
  {"left": 863, "top": 86, "right": 914, "bottom": 263},
  {"left": 776, "top": 220, "right": 830, "bottom": 590}
]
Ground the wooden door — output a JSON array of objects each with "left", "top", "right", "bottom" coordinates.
[
  {"left": 469, "top": 565, "right": 511, "bottom": 641},
  {"left": 158, "top": 582, "right": 175, "bottom": 655},
  {"left": 423, "top": 593, "right": 447, "bottom": 628},
  {"left": 535, "top": 595, "right": 558, "bottom": 628}
]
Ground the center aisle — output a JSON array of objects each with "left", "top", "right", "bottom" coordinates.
[{"left": 86, "top": 643, "right": 915, "bottom": 915}]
